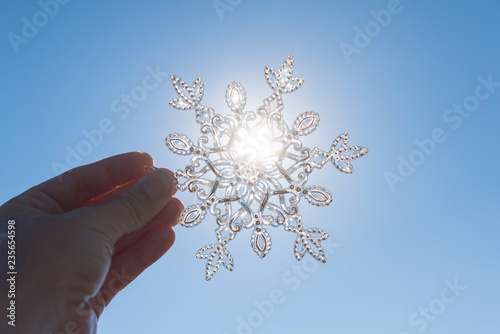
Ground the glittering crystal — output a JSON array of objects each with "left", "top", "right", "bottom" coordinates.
[{"left": 166, "top": 55, "right": 369, "bottom": 280}]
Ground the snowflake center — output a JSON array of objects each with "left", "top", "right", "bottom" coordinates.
[
  {"left": 233, "top": 162, "right": 263, "bottom": 186},
  {"left": 231, "top": 123, "right": 283, "bottom": 165}
]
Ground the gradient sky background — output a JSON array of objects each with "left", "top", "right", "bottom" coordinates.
[{"left": 1, "top": 1, "right": 499, "bottom": 333}]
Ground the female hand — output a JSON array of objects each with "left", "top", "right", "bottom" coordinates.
[{"left": 0, "top": 152, "right": 183, "bottom": 334}]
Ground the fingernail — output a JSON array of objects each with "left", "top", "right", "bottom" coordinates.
[{"left": 142, "top": 169, "right": 174, "bottom": 200}]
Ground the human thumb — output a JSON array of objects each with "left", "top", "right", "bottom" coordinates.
[{"left": 80, "top": 169, "right": 176, "bottom": 244}]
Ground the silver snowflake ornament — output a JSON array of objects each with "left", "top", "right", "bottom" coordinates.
[{"left": 166, "top": 55, "right": 368, "bottom": 281}]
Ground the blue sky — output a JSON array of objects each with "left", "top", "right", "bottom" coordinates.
[{"left": 1, "top": 0, "right": 499, "bottom": 333}]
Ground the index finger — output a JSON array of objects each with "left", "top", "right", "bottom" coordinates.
[{"left": 32, "top": 152, "right": 154, "bottom": 212}]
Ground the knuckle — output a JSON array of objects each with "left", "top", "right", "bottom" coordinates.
[{"left": 116, "top": 191, "right": 147, "bottom": 229}]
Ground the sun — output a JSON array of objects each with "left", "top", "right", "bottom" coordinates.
[{"left": 231, "top": 123, "right": 284, "bottom": 164}]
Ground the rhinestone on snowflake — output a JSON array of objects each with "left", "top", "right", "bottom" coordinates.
[{"left": 166, "top": 55, "right": 369, "bottom": 281}]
